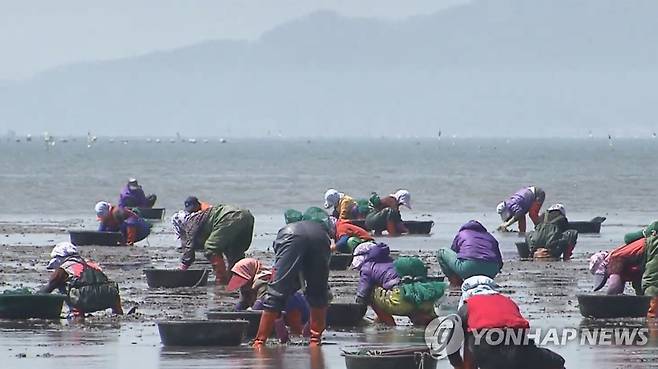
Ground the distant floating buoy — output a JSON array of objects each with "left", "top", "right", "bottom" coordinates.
[
  {"left": 188, "top": 138, "right": 197, "bottom": 144},
  {"left": 219, "top": 138, "right": 227, "bottom": 143},
  {"left": 155, "top": 138, "right": 161, "bottom": 143},
  {"left": 203, "top": 139, "right": 209, "bottom": 144}
]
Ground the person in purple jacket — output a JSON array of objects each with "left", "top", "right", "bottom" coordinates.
[
  {"left": 437, "top": 220, "right": 504, "bottom": 287},
  {"left": 352, "top": 242, "right": 439, "bottom": 326},
  {"left": 118, "top": 178, "right": 157, "bottom": 208},
  {"left": 496, "top": 186, "right": 545, "bottom": 233}
]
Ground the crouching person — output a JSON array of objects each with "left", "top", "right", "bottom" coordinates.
[
  {"left": 447, "top": 276, "right": 565, "bottom": 369},
  {"left": 227, "top": 258, "right": 310, "bottom": 343},
  {"left": 253, "top": 216, "right": 332, "bottom": 347},
  {"left": 352, "top": 242, "right": 445, "bottom": 326},
  {"left": 526, "top": 204, "right": 578, "bottom": 260},
  {"left": 437, "top": 220, "right": 503, "bottom": 288},
  {"left": 41, "top": 242, "right": 122, "bottom": 318}
]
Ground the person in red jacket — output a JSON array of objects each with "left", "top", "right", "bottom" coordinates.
[
  {"left": 448, "top": 276, "right": 565, "bottom": 369},
  {"left": 332, "top": 217, "right": 374, "bottom": 253},
  {"left": 589, "top": 238, "right": 646, "bottom": 295}
]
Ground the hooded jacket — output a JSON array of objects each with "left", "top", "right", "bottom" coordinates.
[
  {"left": 355, "top": 243, "right": 401, "bottom": 300},
  {"left": 118, "top": 184, "right": 148, "bottom": 208},
  {"left": 501, "top": 187, "right": 536, "bottom": 220},
  {"left": 451, "top": 220, "right": 503, "bottom": 267}
]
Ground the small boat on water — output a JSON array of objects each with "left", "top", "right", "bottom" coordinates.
[
  {"left": 69, "top": 230, "right": 123, "bottom": 246},
  {"left": 144, "top": 269, "right": 209, "bottom": 288},
  {"left": 349, "top": 219, "right": 434, "bottom": 235},
  {"left": 577, "top": 294, "right": 651, "bottom": 319},
  {"left": 157, "top": 320, "right": 248, "bottom": 346},
  {"left": 132, "top": 207, "right": 165, "bottom": 221},
  {"left": 567, "top": 216, "right": 606, "bottom": 234}
]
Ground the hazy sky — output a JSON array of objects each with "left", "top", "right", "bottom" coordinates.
[{"left": 0, "top": 0, "right": 467, "bottom": 80}]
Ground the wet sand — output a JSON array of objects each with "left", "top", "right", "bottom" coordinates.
[{"left": 2, "top": 221, "right": 658, "bottom": 368}]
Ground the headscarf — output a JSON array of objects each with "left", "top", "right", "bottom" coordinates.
[
  {"left": 458, "top": 275, "right": 500, "bottom": 309},
  {"left": 47, "top": 242, "right": 79, "bottom": 270},
  {"left": 392, "top": 190, "right": 411, "bottom": 209},
  {"left": 589, "top": 251, "right": 610, "bottom": 291},
  {"left": 95, "top": 201, "right": 111, "bottom": 218},
  {"left": 227, "top": 258, "right": 272, "bottom": 291},
  {"left": 644, "top": 221, "right": 658, "bottom": 237},
  {"left": 350, "top": 241, "right": 378, "bottom": 270},
  {"left": 324, "top": 189, "right": 341, "bottom": 209},
  {"left": 171, "top": 210, "right": 189, "bottom": 239},
  {"left": 548, "top": 203, "right": 566, "bottom": 216}
]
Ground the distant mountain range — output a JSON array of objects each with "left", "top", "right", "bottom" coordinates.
[{"left": 1, "top": 0, "right": 657, "bottom": 137}]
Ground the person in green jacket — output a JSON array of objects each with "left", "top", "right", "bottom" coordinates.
[
  {"left": 526, "top": 204, "right": 578, "bottom": 260},
  {"left": 179, "top": 204, "right": 255, "bottom": 285},
  {"left": 641, "top": 221, "right": 658, "bottom": 318}
]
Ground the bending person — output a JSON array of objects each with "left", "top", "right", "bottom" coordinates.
[
  {"left": 353, "top": 243, "right": 444, "bottom": 326},
  {"left": 526, "top": 204, "right": 578, "bottom": 260},
  {"left": 95, "top": 201, "right": 151, "bottom": 245},
  {"left": 253, "top": 215, "right": 332, "bottom": 347},
  {"left": 41, "top": 242, "right": 122, "bottom": 318},
  {"left": 118, "top": 178, "right": 156, "bottom": 208},
  {"left": 323, "top": 189, "right": 358, "bottom": 220},
  {"left": 589, "top": 238, "right": 645, "bottom": 296},
  {"left": 496, "top": 186, "right": 545, "bottom": 233},
  {"left": 365, "top": 190, "right": 411, "bottom": 236},
  {"left": 437, "top": 220, "right": 503, "bottom": 287},
  {"left": 448, "top": 276, "right": 566, "bottom": 369},
  {"left": 178, "top": 203, "right": 255, "bottom": 285},
  {"left": 226, "top": 258, "right": 310, "bottom": 343}
]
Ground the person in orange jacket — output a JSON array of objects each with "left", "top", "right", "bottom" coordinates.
[
  {"left": 332, "top": 217, "right": 374, "bottom": 253},
  {"left": 589, "top": 238, "right": 646, "bottom": 296},
  {"left": 95, "top": 201, "right": 150, "bottom": 245}
]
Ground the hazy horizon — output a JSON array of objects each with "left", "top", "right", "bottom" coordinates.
[
  {"left": 0, "top": 0, "right": 467, "bottom": 81},
  {"left": 1, "top": 0, "right": 656, "bottom": 138}
]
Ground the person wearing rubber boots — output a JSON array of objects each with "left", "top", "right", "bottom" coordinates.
[
  {"left": 437, "top": 220, "right": 503, "bottom": 288},
  {"left": 496, "top": 186, "right": 545, "bottom": 233},
  {"left": 226, "top": 258, "right": 310, "bottom": 343},
  {"left": 448, "top": 276, "right": 566, "bottom": 369},
  {"left": 526, "top": 204, "right": 578, "bottom": 260},
  {"left": 179, "top": 203, "right": 255, "bottom": 285},
  {"left": 640, "top": 221, "right": 658, "bottom": 318},
  {"left": 252, "top": 219, "right": 332, "bottom": 348}
]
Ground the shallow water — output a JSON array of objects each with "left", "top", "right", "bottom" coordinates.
[{"left": 3, "top": 138, "right": 658, "bottom": 368}]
